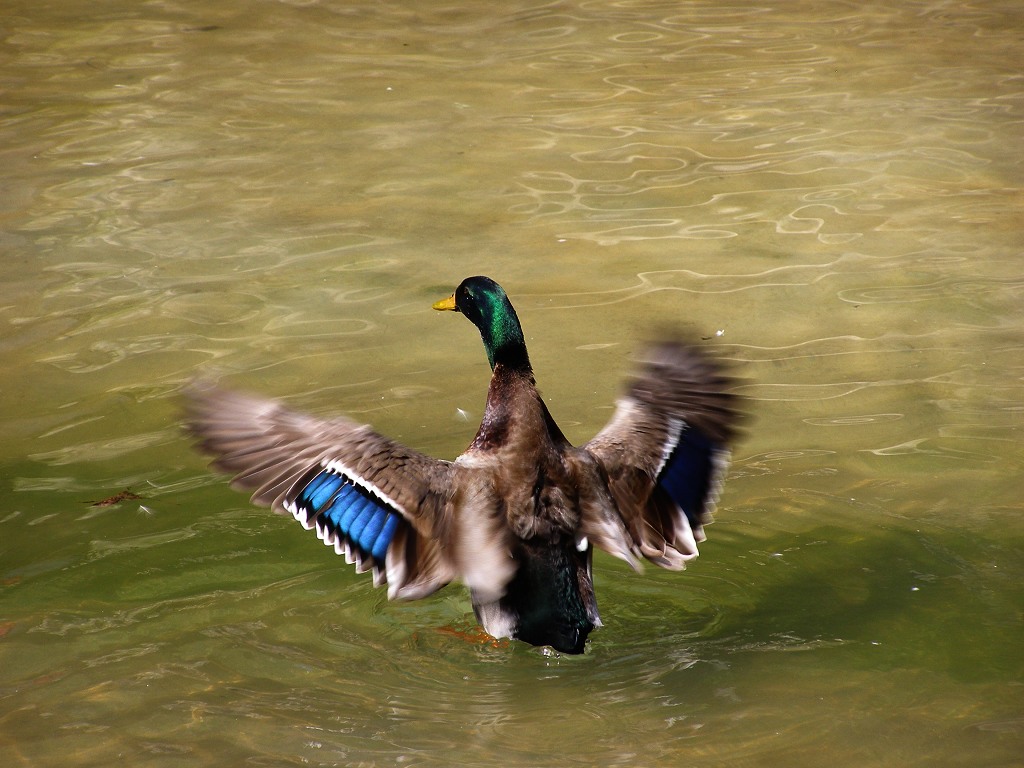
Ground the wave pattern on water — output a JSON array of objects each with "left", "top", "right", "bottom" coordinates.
[{"left": 1, "top": 1, "right": 1023, "bottom": 767}]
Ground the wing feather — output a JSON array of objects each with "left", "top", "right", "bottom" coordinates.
[
  {"left": 583, "top": 340, "right": 742, "bottom": 569},
  {"left": 184, "top": 382, "right": 459, "bottom": 599}
]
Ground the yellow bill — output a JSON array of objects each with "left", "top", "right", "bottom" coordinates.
[{"left": 432, "top": 294, "right": 457, "bottom": 311}]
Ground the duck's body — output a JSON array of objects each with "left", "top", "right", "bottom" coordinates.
[
  {"left": 186, "top": 276, "right": 741, "bottom": 654},
  {"left": 456, "top": 359, "right": 602, "bottom": 653}
]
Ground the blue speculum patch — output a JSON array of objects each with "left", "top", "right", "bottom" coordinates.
[
  {"left": 656, "top": 426, "right": 720, "bottom": 529},
  {"left": 295, "top": 469, "right": 400, "bottom": 561}
]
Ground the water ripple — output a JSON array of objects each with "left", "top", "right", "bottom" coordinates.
[{"left": 1, "top": 3, "right": 1022, "bottom": 766}]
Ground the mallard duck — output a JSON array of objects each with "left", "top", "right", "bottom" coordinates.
[{"left": 185, "top": 276, "right": 741, "bottom": 654}]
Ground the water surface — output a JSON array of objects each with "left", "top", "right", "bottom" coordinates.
[{"left": 2, "top": 1, "right": 1022, "bottom": 766}]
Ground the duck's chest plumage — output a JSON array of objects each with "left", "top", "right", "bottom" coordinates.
[{"left": 464, "top": 367, "right": 585, "bottom": 535}]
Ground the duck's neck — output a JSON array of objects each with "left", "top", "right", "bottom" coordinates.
[
  {"left": 479, "top": 305, "right": 532, "bottom": 373},
  {"left": 472, "top": 362, "right": 538, "bottom": 453},
  {"left": 488, "top": 342, "right": 531, "bottom": 373}
]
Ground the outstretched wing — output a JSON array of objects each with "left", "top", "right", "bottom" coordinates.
[
  {"left": 184, "top": 383, "right": 459, "bottom": 600},
  {"left": 582, "top": 341, "right": 742, "bottom": 569}
]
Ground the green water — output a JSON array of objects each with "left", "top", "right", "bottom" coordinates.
[{"left": 2, "top": 1, "right": 1022, "bottom": 765}]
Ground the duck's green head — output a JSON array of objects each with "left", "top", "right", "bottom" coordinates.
[{"left": 433, "top": 276, "right": 530, "bottom": 372}]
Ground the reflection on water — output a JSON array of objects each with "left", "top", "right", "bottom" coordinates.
[{"left": 1, "top": 0, "right": 1022, "bottom": 766}]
